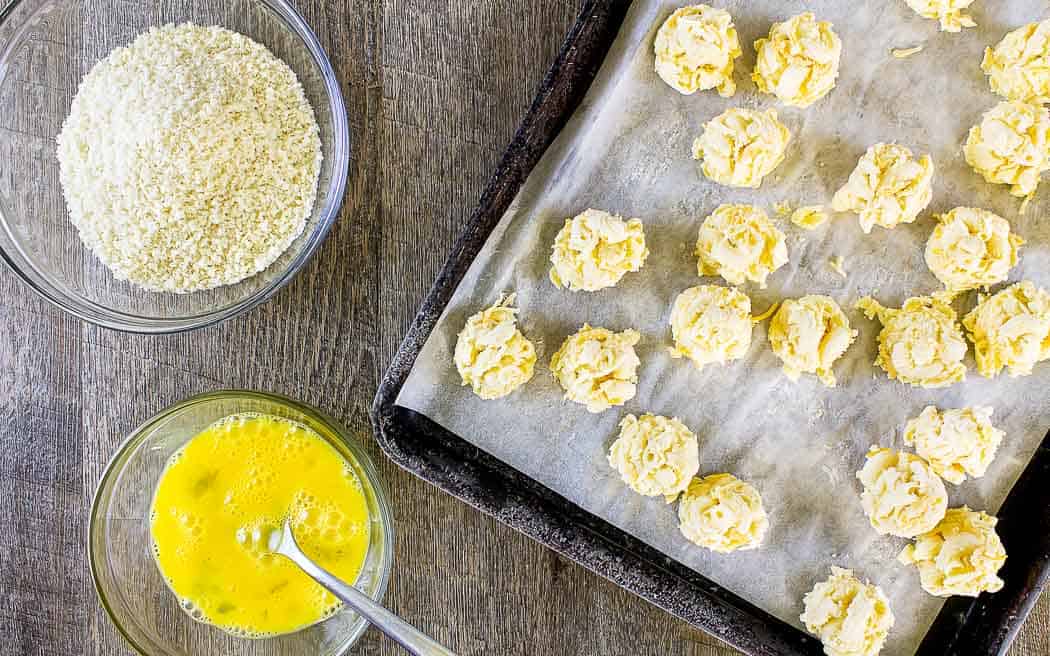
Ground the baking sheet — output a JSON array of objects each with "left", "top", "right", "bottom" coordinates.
[{"left": 396, "top": 1, "right": 1050, "bottom": 652}]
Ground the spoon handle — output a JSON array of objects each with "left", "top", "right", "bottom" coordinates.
[{"left": 282, "top": 547, "right": 457, "bottom": 656}]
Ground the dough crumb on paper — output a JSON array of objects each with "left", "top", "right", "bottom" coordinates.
[
  {"left": 899, "top": 507, "right": 1006, "bottom": 597},
  {"left": 678, "top": 473, "right": 768, "bottom": 552},
  {"left": 549, "top": 324, "right": 641, "bottom": 413},
  {"left": 801, "top": 567, "right": 894, "bottom": 656},
  {"left": 892, "top": 45, "right": 924, "bottom": 59},
  {"left": 768, "top": 295, "right": 856, "bottom": 386},
  {"left": 454, "top": 295, "right": 537, "bottom": 400},
  {"left": 964, "top": 101, "right": 1050, "bottom": 198},
  {"left": 692, "top": 107, "right": 791, "bottom": 188},
  {"left": 654, "top": 4, "right": 742, "bottom": 97},
  {"left": 924, "top": 207, "right": 1023, "bottom": 292},
  {"left": 792, "top": 205, "right": 829, "bottom": 229},
  {"left": 962, "top": 280, "right": 1050, "bottom": 378},
  {"left": 608, "top": 414, "right": 700, "bottom": 501},
  {"left": 549, "top": 209, "right": 649, "bottom": 292},
  {"left": 829, "top": 255, "right": 847, "bottom": 278},
  {"left": 832, "top": 143, "right": 934, "bottom": 233},
  {"left": 753, "top": 12, "right": 842, "bottom": 108},
  {"left": 668, "top": 285, "right": 754, "bottom": 370},
  {"left": 982, "top": 19, "right": 1050, "bottom": 104},
  {"left": 856, "top": 293, "right": 966, "bottom": 388},
  {"left": 696, "top": 203, "right": 788, "bottom": 287},
  {"left": 903, "top": 406, "right": 1004, "bottom": 484},
  {"left": 904, "top": 0, "right": 976, "bottom": 32},
  {"left": 857, "top": 447, "right": 948, "bottom": 538}
]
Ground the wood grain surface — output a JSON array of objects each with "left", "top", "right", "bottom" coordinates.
[{"left": 0, "top": 1, "right": 1047, "bottom": 655}]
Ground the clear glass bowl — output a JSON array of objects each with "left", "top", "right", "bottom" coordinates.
[
  {"left": 0, "top": 0, "right": 349, "bottom": 333},
  {"left": 89, "top": 391, "right": 393, "bottom": 656}
]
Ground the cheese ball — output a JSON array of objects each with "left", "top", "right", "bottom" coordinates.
[
  {"left": 904, "top": 0, "right": 976, "bottom": 32},
  {"left": 983, "top": 19, "right": 1050, "bottom": 103},
  {"left": 856, "top": 294, "right": 967, "bottom": 388},
  {"left": 549, "top": 324, "right": 641, "bottom": 413},
  {"left": 831, "top": 143, "right": 934, "bottom": 234},
  {"left": 791, "top": 205, "right": 829, "bottom": 230},
  {"left": 608, "top": 414, "right": 700, "bottom": 501},
  {"left": 964, "top": 101, "right": 1050, "bottom": 198},
  {"left": 454, "top": 295, "right": 537, "bottom": 399},
  {"left": 668, "top": 285, "right": 753, "bottom": 370},
  {"left": 548, "top": 209, "right": 649, "bottom": 292},
  {"left": 857, "top": 447, "right": 948, "bottom": 538},
  {"left": 898, "top": 507, "right": 1006, "bottom": 597},
  {"left": 800, "top": 567, "right": 894, "bottom": 656},
  {"left": 677, "top": 473, "right": 768, "bottom": 553},
  {"left": 768, "top": 295, "right": 856, "bottom": 387},
  {"left": 753, "top": 13, "right": 842, "bottom": 108},
  {"left": 903, "top": 406, "right": 1004, "bottom": 484},
  {"left": 696, "top": 204, "right": 788, "bottom": 288},
  {"left": 691, "top": 108, "right": 791, "bottom": 188},
  {"left": 962, "top": 280, "right": 1050, "bottom": 378},
  {"left": 654, "top": 5, "right": 742, "bottom": 97},
  {"left": 925, "top": 207, "right": 1023, "bottom": 292}
]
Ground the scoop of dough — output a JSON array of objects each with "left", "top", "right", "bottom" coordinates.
[
  {"left": 696, "top": 204, "right": 788, "bottom": 287},
  {"left": 677, "top": 473, "right": 768, "bottom": 552},
  {"left": 548, "top": 209, "right": 649, "bottom": 292},
  {"left": 983, "top": 19, "right": 1050, "bottom": 103},
  {"left": 925, "top": 207, "right": 1023, "bottom": 292},
  {"left": 691, "top": 108, "right": 791, "bottom": 188},
  {"left": 898, "top": 507, "right": 1006, "bottom": 597},
  {"left": 654, "top": 5, "right": 741, "bottom": 97},
  {"left": 453, "top": 295, "right": 536, "bottom": 399},
  {"left": 904, "top": 0, "right": 976, "bottom": 32},
  {"left": 768, "top": 295, "right": 856, "bottom": 387},
  {"left": 856, "top": 294, "right": 967, "bottom": 388},
  {"left": 964, "top": 101, "right": 1050, "bottom": 198},
  {"left": 549, "top": 324, "right": 641, "bottom": 413},
  {"left": 962, "top": 280, "right": 1050, "bottom": 377},
  {"left": 608, "top": 414, "right": 700, "bottom": 501},
  {"left": 669, "top": 285, "right": 753, "bottom": 370},
  {"left": 753, "top": 13, "right": 842, "bottom": 108},
  {"left": 857, "top": 447, "right": 948, "bottom": 538},
  {"left": 800, "top": 567, "right": 894, "bottom": 656},
  {"left": 792, "top": 205, "right": 829, "bottom": 230},
  {"left": 903, "top": 406, "right": 1004, "bottom": 484},
  {"left": 831, "top": 143, "right": 934, "bottom": 234}
]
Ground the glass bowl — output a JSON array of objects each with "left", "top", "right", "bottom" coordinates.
[
  {"left": 0, "top": 0, "right": 349, "bottom": 333},
  {"left": 89, "top": 391, "right": 393, "bottom": 656}
]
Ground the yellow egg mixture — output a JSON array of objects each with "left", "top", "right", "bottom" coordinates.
[{"left": 150, "top": 413, "right": 370, "bottom": 637}]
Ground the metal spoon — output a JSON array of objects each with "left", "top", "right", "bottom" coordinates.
[{"left": 268, "top": 519, "right": 457, "bottom": 656}]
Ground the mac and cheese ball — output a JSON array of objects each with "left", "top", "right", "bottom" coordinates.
[
  {"left": 898, "top": 507, "right": 1007, "bottom": 597},
  {"left": 963, "top": 281, "right": 1050, "bottom": 378},
  {"left": 925, "top": 207, "right": 1023, "bottom": 292},
  {"left": 654, "top": 5, "right": 742, "bottom": 97},
  {"left": 677, "top": 473, "right": 769, "bottom": 553},
  {"left": 903, "top": 406, "right": 1004, "bottom": 484},
  {"left": 831, "top": 143, "right": 934, "bottom": 234},
  {"left": 608, "top": 414, "right": 700, "bottom": 501},
  {"left": 753, "top": 13, "right": 842, "bottom": 108},
  {"left": 768, "top": 295, "right": 856, "bottom": 387},
  {"left": 696, "top": 204, "right": 788, "bottom": 288},
  {"left": 549, "top": 324, "right": 641, "bottom": 413},
  {"left": 454, "top": 295, "right": 537, "bottom": 399},
  {"left": 549, "top": 209, "right": 649, "bottom": 292},
  {"left": 964, "top": 101, "right": 1050, "bottom": 199},
  {"left": 691, "top": 108, "right": 791, "bottom": 188}
]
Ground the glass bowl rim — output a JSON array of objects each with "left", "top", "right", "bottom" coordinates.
[
  {"left": 87, "top": 389, "right": 394, "bottom": 656},
  {"left": 0, "top": 0, "right": 351, "bottom": 335}
]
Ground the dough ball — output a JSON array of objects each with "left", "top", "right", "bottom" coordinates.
[
  {"left": 903, "top": 406, "right": 1004, "bottom": 484},
  {"left": 983, "top": 19, "right": 1050, "bottom": 103},
  {"left": 454, "top": 295, "right": 536, "bottom": 399},
  {"left": 549, "top": 209, "right": 649, "bottom": 292},
  {"left": 549, "top": 324, "right": 641, "bottom": 413},
  {"left": 654, "top": 5, "right": 741, "bottom": 97},
  {"left": 964, "top": 100, "right": 1050, "bottom": 198},
  {"left": 691, "top": 107, "right": 791, "bottom": 188},
  {"left": 752, "top": 13, "right": 842, "bottom": 108},
  {"left": 962, "top": 280, "right": 1050, "bottom": 377},
  {"left": 768, "top": 295, "right": 856, "bottom": 387},
  {"left": 677, "top": 473, "right": 768, "bottom": 552},
  {"left": 856, "top": 294, "right": 967, "bottom": 388},
  {"left": 800, "top": 567, "right": 894, "bottom": 656},
  {"left": 669, "top": 285, "right": 753, "bottom": 370},
  {"left": 857, "top": 447, "right": 948, "bottom": 538},
  {"left": 696, "top": 204, "right": 788, "bottom": 287},
  {"left": 791, "top": 205, "right": 829, "bottom": 230},
  {"left": 608, "top": 414, "right": 700, "bottom": 500},
  {"left": 831, "top": 143, "right": 934, "bottom": 234},
  {"left": 904, "top": 0, "right": 976, "bottom": 32},
  {"left": 924, "top": 207, "right": 1023, "bottom": 292},
  {"left": 898, "top": 507, "right": 1006, "bottom": 597}
]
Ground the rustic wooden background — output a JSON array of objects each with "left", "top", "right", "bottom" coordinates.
[{"left": 2, "top": 1, "right": 1048, "bottom": 655}]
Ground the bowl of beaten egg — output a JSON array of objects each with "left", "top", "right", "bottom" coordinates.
[
  {"left": 89, "top": 391, "right": 393, "bottom": 655},
  {"left": 0, "top": 0, "right": 349, "bottom": 332}
]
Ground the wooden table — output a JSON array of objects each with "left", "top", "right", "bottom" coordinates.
[{"left": 2, "top": 1, "right": 1048, "bottom": 654}]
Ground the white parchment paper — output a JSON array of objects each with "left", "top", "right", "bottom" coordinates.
[{"left": 397, "top": 2, "right": 1050, "bottom": 652}]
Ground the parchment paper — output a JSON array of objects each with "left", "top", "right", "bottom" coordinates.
[{"left": 397, "top": 2, "right": 1050, "bottom": 652}]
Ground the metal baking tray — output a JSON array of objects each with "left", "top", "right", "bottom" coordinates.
[{"left": 372, "top": 2, "right": 1050, "bottom": 653}]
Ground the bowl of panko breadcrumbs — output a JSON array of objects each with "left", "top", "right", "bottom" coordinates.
[{"left": 0, "top": 0, "right": 349, "bottom": 333}]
